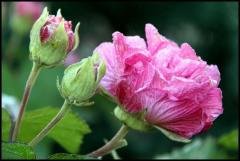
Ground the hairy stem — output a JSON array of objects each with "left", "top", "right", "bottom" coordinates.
[
  {"left": 28, "top": 100, "right": 71, "bottom": 147},
  {"left": 87, "top": 124, "right": 129, "bottom": 158},
  {"left": 11, "top": 62, "right": 42, "bottom": 142}
]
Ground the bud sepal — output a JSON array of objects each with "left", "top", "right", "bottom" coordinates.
[{"left": 114, "top": 106, "right": 152, "bottom": 132}]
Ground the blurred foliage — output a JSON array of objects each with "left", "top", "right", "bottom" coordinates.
[
  {"left": 218, "top": 129, "right": 238, "bottom": 151},
  {"left": 48, "top": 153, "right": 96, "bottom": 160},
  {"left": 155, "top": 129, "right": 238, "bottom": 159},
  {"left": 2, "top": 109, "right": 11, "bottom": 141},
  {"left": 2, "top": 142, "right": 36, "bottom": 159},
  {"left": 1, "top": 1, "right": 238, "bottom": 159},
  {"left": 155, "top": 137, "right": 227, "bottom": 159}
]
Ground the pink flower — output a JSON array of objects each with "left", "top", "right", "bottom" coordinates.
[
  {"left": 94, "top": 23, "right": 223, "bottom": 139},
  {"left": 15, "top": 2, "right": 43, "bottom": 21},
  {"left": 40, "top": 15, "right": 75, "bottom": 52},
  {"left": 64, "top": 52, "right": 80, "bottom": 66}
]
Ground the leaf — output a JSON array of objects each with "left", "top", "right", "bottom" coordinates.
[
  {"left": 17, "top": 107, "right": 91, "bottom": 153},
  {"left": 49, "top": 153, "right": 96, "bottom": 160},
  {"left": 2, "top": 142, "right": 36, "bottom": 159},
  {"left": 2, "top": 108, "right": 11, "bottom": 141},
  {"left": 154, "top": 126, "right": 191, "bottom": 143},
  {"left": 155, "top": 137, "right": 227, "bottom": 159},
  {"left": 218, "top": 129, "right": 238, "bottom": 150}
]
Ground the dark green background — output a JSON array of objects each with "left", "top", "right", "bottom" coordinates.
[{"left": 2, "top": 1, "right": 238, "bottom": 159}]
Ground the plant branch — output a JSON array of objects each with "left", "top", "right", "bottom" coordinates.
[
  {"left": 28, "top": 100, "right": 71, "bottom": 147},
  {"left": 11, "top": 62, "right": 42, "bottom": 142},
  {"left": 87, "top": 124, "right": 129, "bottom": 158}
]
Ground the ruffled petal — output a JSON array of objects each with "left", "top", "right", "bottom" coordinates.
[
  {"left": 163, "top": 76, "right": 209, "bottom": 101},
  {"left": 204, "top": 65, "right": 221, "bottom": 86},
  {"left": 201, "top": 88, "right": 223, "bottom": 126},
  {"left": 116, "top": 56, "right": 156, "bottom": 113},
  {"left": 94, "top": 42, "right": 119, "bottom": 95},
  {"left": 115, "top": 80, "right": 143, "bottom": 113},
  {"left": 145, "top": 23, "right": 178, "bottom": 55},
  {"left": 143, "top": 89, "right": 204, "bottom": 138},
  {"left": 180, "top": 43, "right": 199, "bottom": 60},
  {"left": 113, "top": 31, "right": 149, "bottom": 63}
]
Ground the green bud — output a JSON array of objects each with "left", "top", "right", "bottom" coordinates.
[{"left": 57, "top": 53, "right": 106, "bottom": 106}]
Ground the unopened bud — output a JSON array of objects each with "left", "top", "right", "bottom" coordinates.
[
  {"left": 57, "top": 53, "right": 106, "bottom": 106},
  {"left": 29, "top": 7, "right": 80, "bottom": 67}
]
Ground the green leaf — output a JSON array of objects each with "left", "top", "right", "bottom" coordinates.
[
  {"left": 17, "top": 107, "right": 91, "bottom": 153},
  {"left": 49, "top": 153, "right": 96, "bottom": 160},
  {"left": 218, "top": 129, "right": 238, "bottom": 150},
  {"left": 2, "top": 142, "right": 36, "bottom": 159},
  {"left": 155, "top": 137, "right": 227, "bottom": 159},
  {"left": 2, "top": 108, "right": 11, "bottom": 141}
]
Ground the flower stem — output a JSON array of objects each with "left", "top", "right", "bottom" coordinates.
[
  {"left": 11, "top": 62, "right": 42, "bottom": 142},
  {"left": 87, "top": 124, "right": 129, "bottom": 158},
  {"left": 28, "top": 100, "right": 71, "bottom": 147}
]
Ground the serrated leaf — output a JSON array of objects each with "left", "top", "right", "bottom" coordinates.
[
  {"left": 2, "top": 142, "right": 36, "bottom": 159},
  {"left": 154, "top": 126, "right": 191, "bottom": 143},
  {"left": 2, "top": 109, "right": 11, "bottom": 141},
  {"left": 218, "top": 129, "right": 238, "bottom": 150},
  {"left": 49, "top": 153, "right": 96, "bottom": 160},
  {"left": 17, "top": 107, "right": 91, "bottom": 153}
]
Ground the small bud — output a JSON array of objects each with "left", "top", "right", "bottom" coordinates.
[
  {"left": 57, "top": 53, "right": 106, "bottom": 106},
  {"left": 29, "top": 7, "right": 80, "bottom": 67}
]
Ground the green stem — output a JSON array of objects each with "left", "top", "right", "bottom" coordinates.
[
  {"left": 87, "top": 124, "right": 129, "bottom": 158},
  {"left": 11, "top": 62, "right": 42, "bottom": 142},
  {"left": 28, "top": 100, "right": 71, "bottom": 147}
]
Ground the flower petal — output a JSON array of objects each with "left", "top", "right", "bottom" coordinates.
[
  {"left": 94, "top": 42, "right": 119, "bottom": 95},
  {"left": 113, "top": 31, "right": 149, "bottom": 63},
  {"left": 201, "top": 88, "right": 223, "bottom": 130},
  {"left": 145, "top": 94, "right": 204, "bottom": 138},
  {"left": 180, "top": 43, "right": 199, "bottom": 60},
  {"left": 145, "top": 23, "right": 177, "bottom": 55}
]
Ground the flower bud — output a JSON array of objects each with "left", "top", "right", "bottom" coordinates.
[
  {"left": 57, "top": 53, "right": 106, "bottom": 106},
  {"left": 29, "top": 7, "right": 80, "bottom": 67}
]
